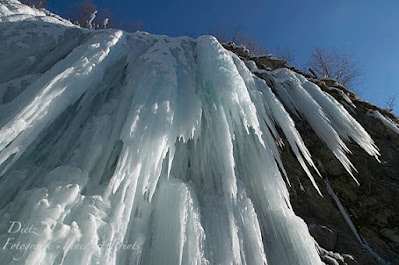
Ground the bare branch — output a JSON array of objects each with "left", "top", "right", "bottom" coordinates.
[
  {"left": 385, "top": 95, "right": 397, "bottom": 111},
  {"left": 274, "top": 46, "right": 295, "bottom": 64},
  {"left": 209, "top": 24, "right": 268, "bottom": 56},
  {"left": 308, "top": 47, "right": 362, "bottom": 91},
  {"left": 68, "top": 1, "right": 110, "bottom": 30},
  {"left": 19, "top": 0, "right": 47, "bottom": 8}
]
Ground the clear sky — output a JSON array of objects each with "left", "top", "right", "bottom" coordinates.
[{"left": 47, "top": 0, "right": 399, "bottom": 113}]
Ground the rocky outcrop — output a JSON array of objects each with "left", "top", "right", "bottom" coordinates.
[
  {"left": 222, "top": 42, "right": 288, "bottom": 70},
  {"left": 225, "top": 42, "right": 399, "bottom": 264}
]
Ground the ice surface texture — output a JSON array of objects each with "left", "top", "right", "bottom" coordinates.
[{"left": 0, "top": 1, "right": 380, "bottom": 264}]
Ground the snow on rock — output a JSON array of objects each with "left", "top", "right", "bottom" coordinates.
[
  {"left": 0, "top": 1, "right": 384, "bottom": 265},
  {"left": 367, "top": 109, "right": 399, "bottom": 135},
  {"left": 326, "top": 86, "right": 356, "bottom": 108}
]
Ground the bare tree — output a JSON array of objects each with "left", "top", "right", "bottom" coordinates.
[
  {"left": 209, "top": 23, "right": 230, "bottom": 43},
  {"left": 209, "top": 24, "right": 268, "bottom": 56},
  {"left": 307, "top": 47, "right": 362, "bottom": 90},
  {"left": 232, "top": 26, "right": 268, "bottom": 56},
  {"left": 274, "top": 46, "right": 295, "bottom": 64},
  {"left": 68, "top": 1, "right": 110, "bottom": 29},
  {"left": 68, "top": 2, "right": 142, "bottom": 31},
  {"left": 19, "top": 0, "right": 47, "bottom": 8},
  {"left": 385, "top": 95, "right": 397, "bottom": 111},
  {"left": 111, "top": 18, "right": 143, "bottom": 32}
]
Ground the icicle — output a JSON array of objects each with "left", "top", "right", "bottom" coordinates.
[{"left": 325, "top": 180, "right": 388, "bottom": 265}]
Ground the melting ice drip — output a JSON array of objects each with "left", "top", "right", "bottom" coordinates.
[{"left": 0, "top": 1, "right": 380, "bottom": 264}]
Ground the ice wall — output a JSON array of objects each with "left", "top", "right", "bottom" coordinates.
[{"left": 0, "top": 1, "right": 380, "bottom": 265}]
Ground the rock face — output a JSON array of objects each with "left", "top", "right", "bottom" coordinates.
[
  {"left": 223, "top": 42, "right": 399, "bottom": 264},
  {"left": 286, "top": 108, "right": 399, "bottom": 264},
  {"left": 265, "top": 58, "right": 397, "bottom": 265}
]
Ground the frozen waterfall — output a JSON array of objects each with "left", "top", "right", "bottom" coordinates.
[{"left": 0, "top": 1, "right": 380, "bottom": 264}]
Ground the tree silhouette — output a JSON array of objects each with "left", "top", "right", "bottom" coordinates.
[{"left": 308, "top": 47, "right": 361, "bottom": 90}]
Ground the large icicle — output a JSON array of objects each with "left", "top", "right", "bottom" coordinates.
[
  {"left": 0, "top": 30, "right": 126, "bottom": 176},
  {"left": 261, "top": 68, "right": 379, "bottom": 183},
  {"left": 295, "top": 73, "right": 379, "bottom": 160},
  {"left": 238, "top": 59, "right": 322, "bottom": 194}
]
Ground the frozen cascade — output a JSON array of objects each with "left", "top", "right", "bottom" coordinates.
[
  {"left": 0, "top": 1, "right": 381, "bottom": 264},
  {"left": 250, "top": 66, "right": 379, "bottom": 184}
]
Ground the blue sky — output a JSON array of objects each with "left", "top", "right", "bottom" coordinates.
[{"left": 48, "top": 0, "right": 399, "bottom": 113}]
